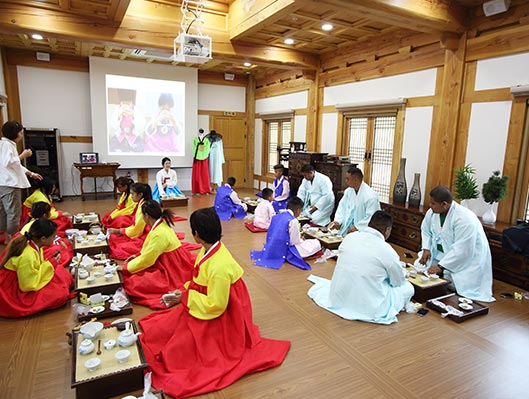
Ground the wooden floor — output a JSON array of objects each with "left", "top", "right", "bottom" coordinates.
[{"left": 1, "top": 190, "right": 529, "bottom": 399}]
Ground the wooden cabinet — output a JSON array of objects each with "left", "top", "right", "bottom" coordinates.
[
  {"left": 380, "top": 202, "right": 425, "bottom": 252},
  {"left": 288, "top": 152, "right": 327, "bottom": 196},
  {"left": 482, "top": 221, "right": 529, "bottom": 290}
]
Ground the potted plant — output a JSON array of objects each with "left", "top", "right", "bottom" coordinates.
[
  {"left": 453, "top": 164, "right": 480, "bottom": 207},
  {"left": 481, "top": 170, "right": 509, "bottom": 225}
]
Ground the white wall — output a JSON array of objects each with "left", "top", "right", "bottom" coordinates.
[
  {"left": 255, "top": 91, "right": 308, "bottom": 113},
  {"left": 475, "top": 52, "right": 529, "bottom": 90},
  {"left": 198, "top": 83, "right": 246, "bottom": 111},
  {"left": 294, "top": 115, "right": 307, "bottom": 142},
  {"left": 320, "top": 113, "right": 338, "bottom": 154}
]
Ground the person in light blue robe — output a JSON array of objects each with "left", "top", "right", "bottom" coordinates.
[
  {"left": 207, "top": 130, "right": 225, "bottom": 191},
  {"left": 416, "top": 186, "right": 495, "bottom": 302},
  {"left": 251, "top": 197, "right": 320, "bottom": 270},
  {"left": 308, "top": 210, "right": 414, "bottom": 324},
  {"left": 213, "top": 176, "right": 247, "bottom": 221},
  {"left": 329, "top": 166, "right": 380, "bottom": 236},
  {"left": 297, "top": 164, "right": 334, "bottom": 226}
]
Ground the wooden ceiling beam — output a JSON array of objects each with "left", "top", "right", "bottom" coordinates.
[
  {"left": 229, "top": 0, "right": 299, "bottom": 40},
  {"left": 0, "top": 2, "right": 318, "bottom": 70},
  {"left": 303, "top": 0, "right": 468, "bottom": 34}
]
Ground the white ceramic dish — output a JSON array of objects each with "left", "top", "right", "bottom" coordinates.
[
  {"left": 420, "top": 276, "right": 429, "bottom": 283},
  {"left": 103, "top": 339, "right": 116, "bottom": 350},
  {"left": 78, "top": 270, "right": 89, "bottom": 279},
  {"left": 86, "top": 276, "right": 96, "bottom": 284},
  {"left": 80, "top": 321, "right": 104, "bottom": 340},
  {"left": 459, "top": 303, "right": 474, "bottom": 311},
  {"left": 84, "top": 357, "right": 101, "bottom": 372},
  {"left": 458, "top": 297, "right": 473, "bottom": 304},
  {"left": 115, "top": 349, "right": 131, "bottom": 364},
  {"left": 89, "top": 306, "right": 105, "bottom": 314},
  {"left": 104, "top": 273, "right": 113, "bottom": 281},
  {"left": 429, "top": 274, "right": 440, "bottom": 280}
]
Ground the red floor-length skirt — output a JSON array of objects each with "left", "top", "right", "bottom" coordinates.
[
  {"left": 0, "top": 263, "right": 73, "bottom": 318},
  {"left": 192, "top": 158, "right": 211, "bottom": 194},
  {"left": 138, "top": 278, "right": 291, "bottom": 398},
  {"left": 122, "top": 247, "right": 197, "bottom": 309},
  {"left": 101, "top": 212, "right": 134, "bottom": 229}
]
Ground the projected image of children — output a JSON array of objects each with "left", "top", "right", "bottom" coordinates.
[
  {"left": 144, "top": 93, "right": 183, "bottom": 153},
  {"left": 108, "top": 88, "right": 145, "bottom": 153}
]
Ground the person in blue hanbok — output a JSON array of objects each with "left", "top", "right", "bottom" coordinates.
[
  {"left": 206, "top": 130, "right": 225, "bottom": 192},
  {"left": 213, "top": 177, "right": 247, "bottom": 220},
  {"left": 251, "top": 197, "right": 321, "bottom": 270},
  {"left": 297, "top": 164, "right": 334, "bottom": 226},
  {"left": 328, "top": 167, "right": 380, "bottom": 236},
  {"left": 308, "top": 211, "right": 414, "bottom": 324},
  {"left": 152, "top": 157, "right": 184, "bottom": 202},
  {"left": 416, "top": 186, "right": 495, "bottom": 302},
  {"left": 271, "top": 164, "right": 290, "bottom": 212}
]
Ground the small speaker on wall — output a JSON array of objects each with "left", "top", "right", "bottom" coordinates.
[
  {"left": 224, "top": 72, "right": 235, "bottom": 81},
  {"left": 36, "top": 52, "right": 50, "bottom": 62},
  {"left": 483, "top": 0, "right": 511, "bottom": 16}
]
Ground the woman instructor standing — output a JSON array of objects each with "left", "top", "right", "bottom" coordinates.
[{"left": 0, "top": 121, "right": 42, "bottom": 244}]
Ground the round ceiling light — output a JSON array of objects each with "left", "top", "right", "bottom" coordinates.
[
  {"left": 31, "top": 34, "right": 44, "bottom": 40},
  {"left": 243, "top": 62, "right": 252, "bottom": 67},
  {"left": 321, "top": 23, "right": 334, "bottom": 31},
  {"left": 284, "top": 38, "right": 295, "bottom": 45}
]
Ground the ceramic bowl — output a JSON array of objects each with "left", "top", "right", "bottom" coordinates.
[
  {"left": 104, "top": 273, "right": 113, "bottom": 281},
  {"left": 307, "top": 227, "right": 318, "bottom": 234},
  {"left": 78, "top": 230, "right": 88, "bottom": 237},
  {"left": 65, "top": 228, "right": 79, "bottom": 236},
  {"left": 429, "top": 274, "right": 440, "bottom": 280},
  {"left": 86, "top": 276, "right": 96, "bottom": 284},
  {"left": 80, "top": 321, "right": 104, "bottom": 340},
  {"left": 84, "top": 357, "right": 101, "bottom": 372},
  {"left": 103, "top": 266, "right": 115, "bottom": 274},
  {"left": 420, "top": 276, "right": 429, "bottom": 283},
  {"left": 103, "top": 339, "right": 116, "bottom": 350},
  {"left": 115, "top": 349, "right": 131, "bottom": 364},
  {"left": 78, "top": 339, "right": 95, "bottom": 355},
  {"left": 409, "top": 270, "right": 417, "bottom": 278},
  {"left": 94, "top": 272, "right": 102, "bottom": 278},
  {"left": 78, "top": 269, "right": 89, "bottom": 279}
]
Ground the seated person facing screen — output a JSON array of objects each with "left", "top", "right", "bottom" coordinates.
[
  {"left": 328, "top": 167, "right": 380, "bottom": 236},
  {"left": 297, "top": 164, "right": 334, "bottom": 226},
  {"left": 0, "top": 219, "right": 73, "bottom": 318},
  {"left": 102, "top": 176, "right": 135, "bottom": 228},
  {"left": 213, "top": 176, "right": 247, "bottom": 220},
  {"left": 107, "top": 182, "right": 152, "bottom": 260},
  {"left": 416, "top": 186, "right": 495, "bottom": 302},
  {"left": 152, "top": 157, "right": 184, "bottom": 202},
  {"left": 120, "top": 200, "right": 195, "bottom": 309},
  {"left": 308, "top": 211, "right": 414, "bottom": 324},
  {"left": 253, "top": 188, "right": 276, "bottom": 230},
  {"left": 251, "top": 196, "right": 322, "bottom": 270},
  {"left": 21, "top": 178, "right": 72, "bottom": 235},
  {"left": 138, "top": 207, "right": 290, "bottom": 399}
]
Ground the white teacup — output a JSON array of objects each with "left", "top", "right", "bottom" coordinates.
[
  {"left": 104, "top": 273, "right": 113, "bottom": 281},
  {"left": 409, "top": 270, "right": 417, "bottom": 278},
  {"left": 115, "top": 349, "right": 131, "bottom": 364},
  {"left": 420, "top": 276, "right": 429, "bottom": 283},
  {"left": 84, "top": 357, "right": 101, "bottom": 372},
  {"left": 86, "top": 276, "right": 96, "bottom": 285},
  {"left": 78, "top": 269, "right": 89, "bottom": 279},
  {"left": 103, "top": 339, "right": 116, "bottom": 350},
  {"left": 94, "top": 272, "right": 102, "bottom": 278}
]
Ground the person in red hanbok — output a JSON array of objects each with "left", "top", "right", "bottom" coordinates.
[
  {"left": 21, "top": 178, "right": 72, "bottom": 235},
  {"left": 0, "top": 219, "right": 73, "bottom": 318},
  {"left": 120, "top": 200, "right": 196, "bottom": 309},
  {"left": 138, "top": 207, "right": 290, "bottom": 398},
  {"left": 107, "top": 182, "right": 152, "bottom": 260},
  {"left": 101, "top": 176, "right": 135, "bottom": 229}
]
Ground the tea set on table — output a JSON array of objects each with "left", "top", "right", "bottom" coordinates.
[{"left": 79, "top": 321, "right": 140, "bottom": 372}]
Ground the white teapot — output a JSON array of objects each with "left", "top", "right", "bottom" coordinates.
[
  {"left": 78, "top": 339, "right": 95, "bottom": 355},
  {"left": 118, "top": 322, "right": 141, "bottom": 348}
]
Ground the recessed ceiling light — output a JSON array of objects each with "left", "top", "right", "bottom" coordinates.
[
  {"left": 243, "top": 62, "right": 252, "bottom": 67},
  {"left": 284, "top": 38, "right": 295, "bottom": 45},
  {"left": 31, "top": 34, "right": 44, "bottom": 40},
  {"left": 321, "top": 23, "right": 334, "bottom": 31}
]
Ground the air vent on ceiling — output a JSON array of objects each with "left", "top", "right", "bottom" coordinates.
[{"left": 130, "top": 49, "right": 173, "bottom": 60}]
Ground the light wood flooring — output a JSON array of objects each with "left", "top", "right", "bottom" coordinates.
[{"left": 1, "top": 191, "right": 529, "bottom": 399}]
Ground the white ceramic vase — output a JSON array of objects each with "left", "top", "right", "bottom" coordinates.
[{"left": 482, "top": 203, "right": 497, "bottom": 225}]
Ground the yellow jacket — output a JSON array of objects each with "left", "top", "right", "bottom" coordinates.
[
  {"left": 23, "top": 189, "right": 60, "bottom": 220},
  {"left": 184, "top": 242, "right": 243, "bottom": 320},
  {"left": 4, "top": 242, "right": 54, "bottom": 292},
  {"left": 123, "top": 199, "right": 146, "bottom": 238},
  {"left": 127, "top": 220, "right": 180, "bottom": 274},
  {"left": 110, "top": 192, "right": 135, "bottom": 219}
]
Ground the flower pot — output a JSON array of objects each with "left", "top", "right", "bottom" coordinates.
[{"left": 482, "top": 203, "right": 496, "bottom": 225}]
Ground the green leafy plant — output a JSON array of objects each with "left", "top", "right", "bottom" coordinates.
[
  {"left": 482, "top": 171, "right": 509, "bottom": 204},
  {"left": 453, "top": 164, "right": 480, "bottom": 200}
]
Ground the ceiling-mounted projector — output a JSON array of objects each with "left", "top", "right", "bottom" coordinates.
[
  {"left": 173, "top": 33, "right": 212, "bottom": 64},
  {"left": 483, "top": 0, "right": 511, "bottom": 16}
]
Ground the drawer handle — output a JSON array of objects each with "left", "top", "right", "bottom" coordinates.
[
  {"left": 412, "top": 216, "right": 419, "bottom": 224},
  {"left": 409, "top": 232, "right": 417, "bottom": 239}
]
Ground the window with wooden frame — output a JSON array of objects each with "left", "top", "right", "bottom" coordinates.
[
  {"left": 337, "top": 101, "right": 406, "bottom": 203},
  {"left": 261, "top": 111, "right": 294, "bottom": 176}
]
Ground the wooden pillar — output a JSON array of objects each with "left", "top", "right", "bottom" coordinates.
[
  {"left": 306, "top": 70, "right": 321, "bottom": 152},
  {"left": 246, "top": 74, "right": 256, "bottom": 188},
  {"left": 137, "top": 169, "right": 149, "bottom": 183},
  {"left": 425, "top": 34, "right": 466, "bottom": 197}
]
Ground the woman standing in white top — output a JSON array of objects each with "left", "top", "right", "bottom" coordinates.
[
  {"left": 0, "top": 121, "right": 42, "bottom": 244},
  {"left": 152, "top": 157, "right": 184, "bottom": 202}
]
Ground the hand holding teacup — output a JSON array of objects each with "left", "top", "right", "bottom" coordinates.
[{"left": 161, "top": 290, "right": 182, "bottom": 307}]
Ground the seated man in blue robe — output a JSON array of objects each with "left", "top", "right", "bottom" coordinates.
[
  {"left": 213, "top": 176, "right": 247, "bottom": 220},
  {"left": 307, "top": 210, "right": 414, "bottom": 325},
  {"left": 297, "top": 164, "right": 334, "bottom": 226},
  {"left": 251, "top": 196, "right": 321, "bottom": 270}
]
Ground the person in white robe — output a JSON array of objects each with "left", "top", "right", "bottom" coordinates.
[
  {"left": 297, "top": 164, "right": 335, "bottom": 226},
  {"left": 416, "top": 186, "right": 495, "bottom": 302},
  {"left": 152, "top": 157, "right": 184, "bottom": 202},
  {"left": 254, "top": 188, "right": 276, "bottom": 229},
  {"left": 207, "top": 130, "right": 225, "bottom": 191},
  {"left": 328, "top": 166, "right": 380, "bottom": 236},
  {"left": 308, "top": 210, "right": 414, "bottom": 324}
]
